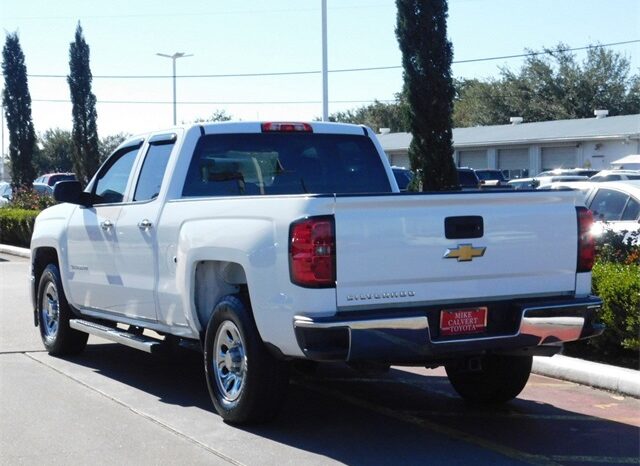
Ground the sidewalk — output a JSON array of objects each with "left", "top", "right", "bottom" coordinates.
[{"left": 2, "top": 243, "right": 638, "bottom": 398}]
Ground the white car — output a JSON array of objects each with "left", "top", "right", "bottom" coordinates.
[
  {"left": 0, "top": 182, "right": 11, "bottom": 207},
  {"left": 590, "top": 170, "right": 640, "bottom": 182},
  {"left": 585, "top": 180, "right": 640, "bottom": 244},
  {"left": 539, "top": 181, "right": 596, "bottom": 201},
  {"left": 509, "top": 175, "right": 589, "bottom": 190}
]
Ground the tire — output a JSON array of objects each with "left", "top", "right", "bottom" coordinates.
[
  {"left": 204, "top": 294, "right": 289, "bottom": 424},
  {"left": 37, "top": 264, "right": 88, "bottom": 355},
  {"left": 445, "top": 354, "right": 532, "bottom": 404}
]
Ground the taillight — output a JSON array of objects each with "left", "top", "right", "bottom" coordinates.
[
  {"left": 261, "top": 122, "right": 313, "bottom": 133},
  {"left": 577, "top": 207, "right": 595, "bottom": 272},
  {"left": 289, "top": 216, "right": 336, "bottom": 288}
]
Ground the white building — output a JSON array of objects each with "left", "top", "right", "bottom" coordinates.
[{"left": 377, "top": 113, "right": 640, "bottom": 178}]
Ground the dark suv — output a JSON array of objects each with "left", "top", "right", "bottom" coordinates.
[{"left": 457, "top": 168, "right": 481, "bottom": 190}]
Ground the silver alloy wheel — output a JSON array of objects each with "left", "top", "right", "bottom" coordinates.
[
  {"left": 213, "top": 320, "right": 247, "bottom": 402},
  {"left": 41, "top": 281, "right": 60, "bottom": 341}
]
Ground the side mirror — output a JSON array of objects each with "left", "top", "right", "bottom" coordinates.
[{"left": 54, "top": 181, "right": 92, "bottom": 207}]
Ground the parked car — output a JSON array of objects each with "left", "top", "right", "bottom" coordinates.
[
  {"left": 539, "top": 181, "right": 595, "bottom": 200},
  {"left": 474, "top": 169, "right": 513, "bottom": 190},
  {"left": 392, "top": 166, "right": 413, "bottom": 192},
  {"left": 536, "top": 168, "right": 599, "bottom": 178},
  {"left": 0, "top": 181, "right": 11, "bottom": 201},
  {"left": 508, "top": 175, "right": 589, "bottom": 190},
  {"left": 507, "top": 178, "right": 537, "bottom": 190},
  {"left": 34, "top": 173, "right": 76, "bottom": 186},
  {"left": 534, "top": 175, "right": 589, "bottom": 188},
  {"left": 32, "top": 182, "right": 55, "bottom": 196},
  {"left": 585, "top": 180, "right": 640, "bottom": 244},
  {"left": 0, "top": 182, "right": 9, "bottom": 207},
  {"left": 589, "top": 170, "right": 640, "bottom": 183},
  {"left": 457, "top": 167, "right": 481, "bottom": 190}
]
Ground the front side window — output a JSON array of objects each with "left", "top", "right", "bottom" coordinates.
[
  {"left": 134, "top": 142, "right": 174, "bottom": 201},
  {"left": 93, "top": 146, "right": 140, "bottom": 204},
  {"left": 589, "top": 189, "right": 630, "bottom": 221},
  {"left": 182, "top": 133, "right": 391, "bottom": 197}
]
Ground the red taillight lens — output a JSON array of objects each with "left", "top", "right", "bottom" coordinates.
[
  {"left": 289, "top": 216, "right": 335, "bottom": 288},
  {"left": 261, "top": 122, "right": 313, "bottom": 133},
  {"left": 577, "top": 207, "right": 595, "bottom": 273}
]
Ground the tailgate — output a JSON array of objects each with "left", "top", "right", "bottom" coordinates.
[{"left": 334, "top": 191, "right": 580, "bottom": 310}]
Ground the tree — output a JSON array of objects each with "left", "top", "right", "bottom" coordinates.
[
  {"left": 396, "top": 0, "right": 458, "bottom": 191},
  {"left": 34, "top": 129, "right": 74, "bottom": 174},
  {"left": 68, "top": 23, "right": 100, "bottom": 186},
  {"left": 192, "top": 109, "right": 233, "bottom": 123},
  {"left": 2, "top": 32, "right": 37, "bottom": 189},
  {"left": 453, "top": 44, "right": 640, "bottom": 127},
  {"left": 328, "top": 96, "right": 410, "bottom": 133},
  {"left": 99, "top": 133, "right": 130, "bottom": 163}
]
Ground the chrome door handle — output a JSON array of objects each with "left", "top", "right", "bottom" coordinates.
[
  {"left": 138, "top": 219, "right": 153, "bottom": 230},
  {"left": 100, "top": 220, "right": 113, "bottom": 231}
]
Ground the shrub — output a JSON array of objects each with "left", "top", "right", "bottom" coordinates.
[
  {"left": 10, "top": 188, "right": 57, "bottom": 211},
  {"left": 0, "top": 208, "right": 39, "bottom": 248},
  {"left": 565, "top": 230, "right": 640, "bottom": 368},
  {"left": 596, "top": 229, "right": 640, "bottom": 265},
  {"left": 592, "top": 262, "right": 640, "bottom": 351}
]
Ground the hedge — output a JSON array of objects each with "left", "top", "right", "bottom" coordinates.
[
  {"left": 592, "top": 262, "right": 640, "bottom": 352},
  {"left": 564, "top": 230, "right": 640, "bottom": 369},
  {"left": 0, "top": 208, "right": 38, "bottom": 248}
]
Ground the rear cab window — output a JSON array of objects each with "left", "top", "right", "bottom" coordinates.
[{"left": 182, "top": 133, "right": 392, "bottom": 197}]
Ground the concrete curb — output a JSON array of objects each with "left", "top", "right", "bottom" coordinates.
[
  {"left": 1, "top": 243, "right": 638, "bottom": 398},
  {"left": 533, "top": 354, "right": 639, "bottom": 398},
  {"left": 0, "top": 244, "right": 30, "bottom": 258}
]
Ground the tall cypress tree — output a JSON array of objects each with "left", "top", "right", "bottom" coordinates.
[
  {"left": 396, "top": 0, "right": 458, "bottom": 191},
  {"left": 2, "top": 33, "right": 37, "bottom": 190},
  {"left": 68, "top": 23, "right": 100, "bottom": 186}
]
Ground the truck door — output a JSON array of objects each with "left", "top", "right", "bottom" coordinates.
[
  {"left": 111, "top": 134, "right": 176, "bottom": 322},
  {"left": 66, "top": 142, "right": 143, "bottom": 312}
]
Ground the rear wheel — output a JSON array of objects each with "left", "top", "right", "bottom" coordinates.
[
  {"left": 204, "top": 295, "right": 289, "bottom": 424},
  {"left": 445, "top": 354, "right": 532, "bottom": 404},
  {"left": 37, "top": 264, "right": 88, "bottom": 355}
]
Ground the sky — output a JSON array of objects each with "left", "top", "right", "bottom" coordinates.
[{"left": 1, "top": 0, "right": 639, "bottom": 147}]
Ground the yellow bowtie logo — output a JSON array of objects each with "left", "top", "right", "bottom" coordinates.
[{"left": 444, "top": 244, "right": 486, "bottom": 262}]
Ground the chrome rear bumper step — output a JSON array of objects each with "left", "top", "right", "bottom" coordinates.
[{"left": 69, "top": 319, "right": 162, "bottom": 353}]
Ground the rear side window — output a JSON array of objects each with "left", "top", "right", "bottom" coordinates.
[
  {"left": 182, "top": 133, "right": 391, "bottom": 197},
  {"left": 588, "top": 188, "right": 630, "bottom": 221},
  {"left": 134, "top": 142, "right": 174, "bottom": 201}
]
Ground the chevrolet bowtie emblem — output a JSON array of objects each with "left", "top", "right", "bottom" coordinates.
[{"left": 444, "top": 244, "right": 486, "bottom": 262}]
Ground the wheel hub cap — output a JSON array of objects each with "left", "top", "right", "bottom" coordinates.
[
  {"left": 40, "top": 282, "right": 59, "bottom": 340},
  {"left": 214, "top": 321, "right": 246, "bottom": 402}
]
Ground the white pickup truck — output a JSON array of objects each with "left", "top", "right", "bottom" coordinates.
[{"left": 30, "top": 121, "right": 603, "bottom": 424}]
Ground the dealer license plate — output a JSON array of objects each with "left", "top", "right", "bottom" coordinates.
[{"left": 440, "top": 307, "right": 487, "bottom": 337}]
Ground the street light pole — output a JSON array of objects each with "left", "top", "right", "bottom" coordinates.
[
  {"left": 321, "top": 0, "right": 329, "bottom": 121},
  {"left": 156, "top": 52, "right": 193, "bottom": 125}
]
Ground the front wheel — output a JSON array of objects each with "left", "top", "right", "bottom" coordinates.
[
  {"left": 445, "top": 354, "right": 532, "bottom": 404},
  {"left": 37, "top": 264, "right": 88, "bottom": 355},
  {"left": 204, "top": 295, "right": 289, "bottom": 424}
]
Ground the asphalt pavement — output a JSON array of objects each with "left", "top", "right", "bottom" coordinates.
[{"left": 1, "top": 249, "right": 639, "bottom": 465}]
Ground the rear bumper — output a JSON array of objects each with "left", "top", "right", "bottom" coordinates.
[{"left": 293, "top": 296, "right": 604, "bottom": 362}]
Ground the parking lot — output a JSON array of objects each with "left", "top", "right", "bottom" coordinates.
[{"left": 1, "top": 253, "right": 638, "bottom": 465}]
